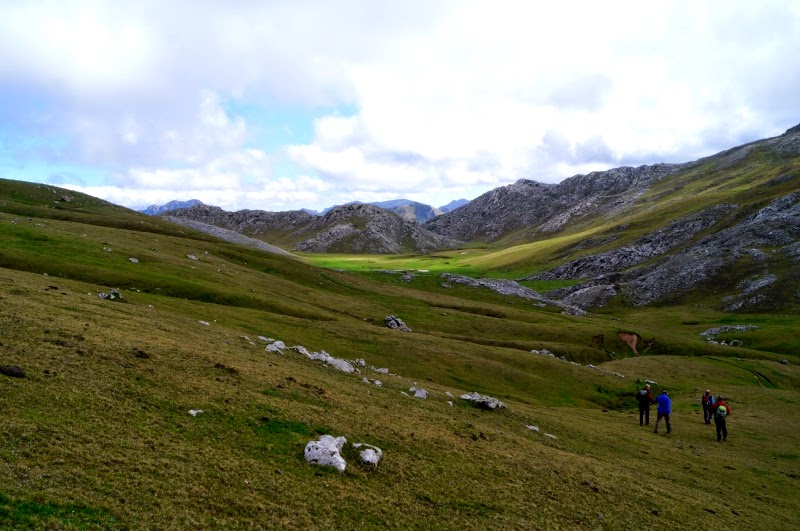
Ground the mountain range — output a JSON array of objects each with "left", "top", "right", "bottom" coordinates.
[{"left": 163, "top": 122, "right": 800, "bottom": 314}]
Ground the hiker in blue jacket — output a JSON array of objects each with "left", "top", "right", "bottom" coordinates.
[{"left": 654, "top": 390, "right": 672, "bottom": 434}]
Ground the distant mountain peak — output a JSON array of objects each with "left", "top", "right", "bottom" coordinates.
[{"left": 140, "top": 199, "right": 203, "bottom": 216}]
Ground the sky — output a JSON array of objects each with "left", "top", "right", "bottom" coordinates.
[{"left": 1, "top": 1, "right": 799, "bottom": 213}]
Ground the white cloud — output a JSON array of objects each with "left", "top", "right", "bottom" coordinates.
[{"left": 2, "top": 1, "right": 799, "bottom": 212}]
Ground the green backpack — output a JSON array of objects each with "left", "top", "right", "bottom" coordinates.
[{"left": 715, "top": 405, "right": 728, "bottom": 419}]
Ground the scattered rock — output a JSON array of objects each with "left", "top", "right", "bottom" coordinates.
[
  {"left": 460, "top": 392, "right": 506, "bottom": 410},
  {"left": 353, "top": 443, "right": 383, "bottom": 466},
  {"left": 266, "top": 341, "right": 286, "bottom": 353},
  {"left": 780, "top": 359, "right": 789, "bottom": 365},
  {"left": 700, "top": 325, "right": 758, "bottom": 339},
  {"left": 544, "top": 433, "right": 558, "bottom": 440},
  {"left": 198, "top": 320, "right": 210, "bottom": 326},
  {"left": 440, "top": 273, "right": 586, "bottom": 316},
  {"left": 188, "top": 409, "right": 204, "bottom": 416},
  {"left": 307, "top": 350, "right": 355, "bottom": 373},
  {"left": 526, "top": 425, "right": 540, "bottom": 432},
  {"left": 413, "top": 388, "right": 428, "bottom": 399},
  {"left": 0, "top": 365, "right": 26, "bottom": 378},
  {"left": 98, "top": 289, "right": 125, "bottom": 302},
  {"left": 187, "top": 254, "right": 198, "bottom": 260},
  {"left": 128, "top": 257, "right": 139, "bottom": 263},
  {"left": 385, "top": 315, "right": 412, "bottom": 332},
  {"left": 304, "top": 435, "right": 347, "bottom": 472}
]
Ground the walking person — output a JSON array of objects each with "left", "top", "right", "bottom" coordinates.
[
  {"left": 711, "top": 396, "right": 732, "bottom": 442},
  {"left": 702, "top": 389, "right": 715, "bottom": 424},
  {"left": 654, "top": 390, "right": 672, "bottom": 434},
  {"left": 636, "top": 384, "right": 655, "bottom": 425}
]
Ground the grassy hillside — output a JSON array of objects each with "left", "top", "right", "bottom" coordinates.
[{"left": 1, "top": 180, "right": 799, "bottom": 529}]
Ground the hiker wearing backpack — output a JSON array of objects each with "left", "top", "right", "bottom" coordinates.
[
  {"left": 636, "top": 384, "right": 655, "bottom": 425},
  {"left": 711, "top": 396, "right": 732, "bottom": 442},
  {"left": 654, "top": 390, "right": 672, "bottom": 434},
  {"left": 701, "top": 390, "right": 715, "bottom": 424}
]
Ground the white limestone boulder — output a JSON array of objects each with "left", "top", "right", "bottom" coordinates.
[{"left": 304, "top": 435, "right": 348, "bottom": 472}]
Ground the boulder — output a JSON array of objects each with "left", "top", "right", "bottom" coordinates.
[
  {"left": 460, "top": 392, "right": 506, "bottom": 410},
  {"left": 354, "top": 443, "right": 383, "bottom": 466},
  {"left": 266, "top": 341, "right": 286, "bottom": 353},
  {"left": 385, "top": 315, "right": 412, "bottom": 332},
  {"left": 304, "top": 435, "right": 347, "bottom": 472}
]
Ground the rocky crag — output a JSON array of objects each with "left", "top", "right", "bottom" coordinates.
[
  {"left": 424, "top": 163, "right": 690, "bottom": 242},
  {"left": 294, "top": 203, "right": 460, "bottom": 254}
]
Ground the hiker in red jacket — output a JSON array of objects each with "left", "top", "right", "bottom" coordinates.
[
  {"left": 636, "top": 384, "right": 655, "bottom": 425},
  {"left": 710, "top": 396, "right": 732, "bottom": 442},
  {"left": 701, "top": 389, "right": 715, "bottom": 424}
]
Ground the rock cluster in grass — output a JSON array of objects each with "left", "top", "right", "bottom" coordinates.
[
  {"left": 440, "top": 273, "right": 587, "bottom": 316},
  {"left": 98, "top": 289, "right": 124, "bottom": 301},
  {"left": 304, "top": 436, "right": 383, "bottom": 472},
  {"left": 699, "top": 325, "right": 758, "bottom": 344},
  {"left": 385, "top": 315, "right": 412, "bottom": 332}
]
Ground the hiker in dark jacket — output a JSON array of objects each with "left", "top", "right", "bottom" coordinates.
[
  {"left": 710, "top": 396, "right": 732, "bottom": 442},
  {"left": 636, "top": 384, "right": 655, "bottom": 425},
  {"left": 702, "top": 390, "right": 715, "bottom": 424},
  {"left": 654, "top": 390, "right": 672, "bottom": 434}
]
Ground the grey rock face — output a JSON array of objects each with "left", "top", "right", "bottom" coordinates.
[
  {"left": 623, "top": 192, "right": 800, "bottom": 307},
  {"left": 527, "top": 204, "right": 737, "bottom": 281},
  {"left": 546, "top": 192, "right": 800, "bottom": 310},
  {"left": 425, "top": 163, "right": 687, "bottom": 242}
]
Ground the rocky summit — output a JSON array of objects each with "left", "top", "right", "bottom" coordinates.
[{"left": 294, "top": 203, "right": 460, "bottom": 254}]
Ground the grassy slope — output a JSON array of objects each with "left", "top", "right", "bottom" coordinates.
[{"left": 1, "top": 181, "right": 799, "bottom": 529}]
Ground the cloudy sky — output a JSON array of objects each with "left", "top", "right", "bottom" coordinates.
[{"left": 1, "top": 1, "right": 798, "bottom": 212}]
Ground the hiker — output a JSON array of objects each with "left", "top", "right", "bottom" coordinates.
[
  {"left": 636, "top": 384, "right": 655, "bottom": 425},
  {"left": 654, "top": 390, "right": 672, "bottom": 434},
  {"left": 702, "top": 390, "right": 715, "bottom": 424},
  {"left": 711, "top": 396, "right": 732, "bottom": 442}
]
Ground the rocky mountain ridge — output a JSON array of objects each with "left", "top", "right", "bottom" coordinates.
[
  {"left": 294, "top": 203, "right": 460, "bottom": 254},
  {"left": 424, "top": 162, "right": 690, "bottom": 242},
  {"left": 140, "top": 199, "right": 203, "bottom": 216},
  {"left": 168, "top": 202, "right": 460, "bottom": 254}
]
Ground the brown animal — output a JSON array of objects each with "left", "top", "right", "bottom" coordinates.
[
  {"left": 618, "top": 331, "right": 640, "bottom": 355},
  {"left": 617, "top": 331, "right": 654, "bottom": 356}
]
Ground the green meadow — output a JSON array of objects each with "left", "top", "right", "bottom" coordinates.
[{"left": 1, "top": 179, "right": 799, "bottom": 529}]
